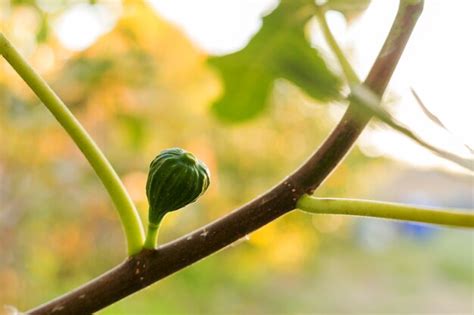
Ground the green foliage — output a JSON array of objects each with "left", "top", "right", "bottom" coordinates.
[
  {"left": 11, "top": 0, "right": 36, "bottom": 5},
  {"left": 146, "top": 148, "right": 210, "bottom": 224},
  {"left": 36, "top": 15, "right": 49, "bottom": 43},
  {"left": 209, "top": 0, "right": 341, "bottom": 123},
  {"left": 63, "top": 57, "right": 114, "bottom": 86}
]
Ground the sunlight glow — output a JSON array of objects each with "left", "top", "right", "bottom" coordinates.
[
  {"left": 53, "top": 3, "right": 119, "bottom": 51},
  {"left": 347, "top": 0, "right": 474, "bottom": 173},
  {"left": 148, "top": 0, "right": 278, "bottom": 55}
]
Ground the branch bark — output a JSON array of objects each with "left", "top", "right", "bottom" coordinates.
[{"left": 27, "top": 1, "right": 423, "bottom": 314}]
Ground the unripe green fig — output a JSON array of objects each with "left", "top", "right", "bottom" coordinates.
[{"left": 143, "top": 147, "right": 210, "bottom": 249}]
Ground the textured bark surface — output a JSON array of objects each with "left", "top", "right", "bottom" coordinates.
[{"left": 27, "top": 1, "right": 423, "bottom": 314}]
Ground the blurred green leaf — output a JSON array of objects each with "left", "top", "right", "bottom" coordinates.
[
  {"left": 64, "top": 57, "right": 114, "bottom": 85},
  {"left": 117, "top": 113, "right": 146, "bottom": 149},
  {"left": 36, "top": 15, "right": 49, "bottom": 43},
  {"left": 351, "top": 85, "right": 474, "bottom": 171},
  {"left": 209, "top": 0, "right": 341, "bottom": 123},
  {"left": 11, "top": 0, "right": 36, "bottom": 5}
]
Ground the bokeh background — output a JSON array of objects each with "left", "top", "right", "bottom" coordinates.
[{"left": 0, "top": 0, "right": 472, "bottom": 314}]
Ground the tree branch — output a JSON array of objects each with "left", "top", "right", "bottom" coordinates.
[{"left": 27, "top": 1, "right": 423, "bottom": 313}]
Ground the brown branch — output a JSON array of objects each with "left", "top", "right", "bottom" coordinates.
[{"left": 27, "top": 1, "right": 423, "bottom": 314}]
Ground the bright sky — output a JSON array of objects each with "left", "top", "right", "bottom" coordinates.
[{"left": 53, "top": 0, "right": 473, "bottom": 173}]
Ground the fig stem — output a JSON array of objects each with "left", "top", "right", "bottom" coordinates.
[{"left": 143, "top": 213, "right": 166, "bottom": 249}]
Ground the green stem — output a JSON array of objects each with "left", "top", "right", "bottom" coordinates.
[
  {"left": 143, "top": 213, "right": 165, "bottom": 249},
  {"left": 297, "top": 195, "right": 474, "bottom": 228},
  {"left": 0, "top": 33, "right": 145, "bottom": 255},
  {"left": 143, "top": 223, "right": 160, "bottom": 249},
  {"left": 315, "top": 5, "right": 361, "bottom": 85}
]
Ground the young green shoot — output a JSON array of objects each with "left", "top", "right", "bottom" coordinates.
[
  {"left": 297, "top": 195, "right": 474, "bottom": 228},
  {"left": 314, "top": 5, "right": 360, "bottom": 85}
]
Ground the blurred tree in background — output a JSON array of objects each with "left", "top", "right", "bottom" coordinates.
[{"left": 0, "top": 1, "right": 472, "bottom": 314}]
